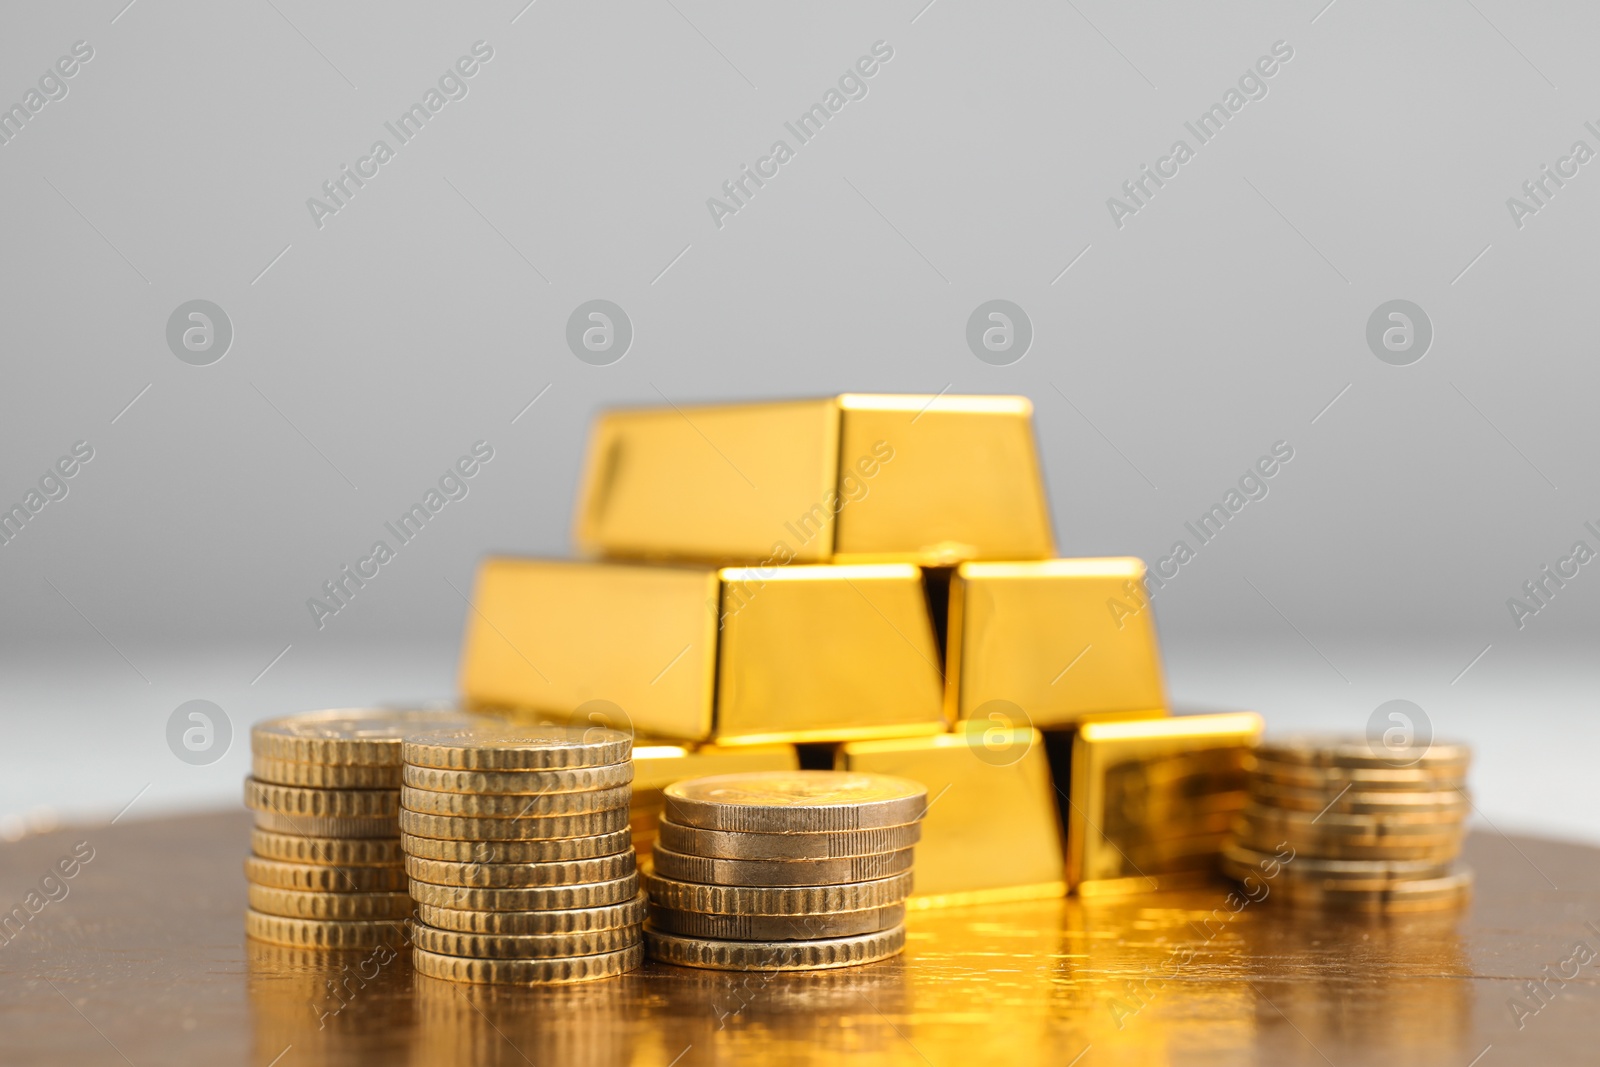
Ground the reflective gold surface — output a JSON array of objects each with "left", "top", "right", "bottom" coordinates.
[
  {"left": 574, "top": 394, "right": 1054, "bottom": 565},
  {"left": 945, "top": 559, "right": 1167, "bottom": 726},
  {"left": 459, "top": 557, "right": 945, "bottom": 743},
  {"left": 835, "top": 730, "right": 1066, "bottom": 904},
  {"left": 1068, "top": 712, "right": 1263, "bottom": 892},
  {"left": 5, "top": 811, "right": 1597, "bottom": 1065}
]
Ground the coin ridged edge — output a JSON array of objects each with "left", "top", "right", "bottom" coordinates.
[
  {"left": 411, "top": 922, "right": 641, "bottom": 959},
  {"left": 402, "top": 762, "right": 633, "bottom": 795},
  {"left": 404, "top": 850, "right": 637, "bottom": 888},
  {"left": 398, "top": 807, "right": 628, "bottom": 840},
  {"left": 414, "top": 891, "right": 648, "bottom": 934},
  {"left": 244, "top": 909, "right": 413, "bottom": 950},
  {"left": 408, "top": 873, "right": 640, "bottom": 911},
  {"left": 399, "top": 830, "right": 632, "bottom": 863},
  {"left": 644, "top": 924, "right": 906, "bottom": 971},
  {"left": 649, "top": 845, "right": 915, "bottom": 887},
  {"left": 247, "top": 885, "right": 416, "bottom": 920},
  {"left": 399, "top": 784, "right": 630, "bottom": 818},
  {"left": 252, "top": 757, "right": 403, "bottom": 789},
  {"left": 412, "top": 943, "right": 642, "bottom": 983},
  {"left": 252, "top": 830, "right": 406, "bottom": 867},
  {"left": 642, "top": 870, "right": 913, "bottom": 914},
  {"left": 401, "top": 730, "right": 632, "bottom": 772},
  {"left": 245, "top": 857, "right": 408, "bottom": 892},
  {"left": 246, "top": 779, "right": 401, "bottom": 818},
  {"left": 656, "top": 820, "right": 923, "bottom": 860},
  {"left": 646, "top": 903, "right": 905, "bottom": 941}
]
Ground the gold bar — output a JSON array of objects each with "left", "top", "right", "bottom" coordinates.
[
  {"left": 1065, "top": 712, "right": 1263, "bottom": 894},
  {"left": 573, "top": 394, "right": 1054, "bottom": 565},
  {"left": 630, "top": 743, "right": 799, "bottom": 863},
  {"left": 946, "top": 558, "right": 1167, "bottom": 727},
  {"left": 459, "top": 557, "right": 946, "bottom": 744},
  {"left": 836, "top": 730, "right": 1066, "bottom": 907}
]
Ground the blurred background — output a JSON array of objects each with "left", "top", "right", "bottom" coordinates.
[{"left": 0, "top": 1, "right": 1594, "bottom": 841}]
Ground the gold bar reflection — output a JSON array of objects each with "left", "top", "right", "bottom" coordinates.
[
  {"left": 573, "top": 394, "right": 1055, "bottom": 565},
  {"left": 946, "top": 558, "right": 1167, "bottom": 728},
  {"left": 1066, "top": 712, "right": 1262, "bottom": 894},
  {"left": 836, "top": 728, "right": 1066, "bottom": 906},
  {"left": 459, "top": 557, "right": 946, "bottom": 743}
]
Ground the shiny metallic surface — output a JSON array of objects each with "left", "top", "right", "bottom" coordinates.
[{"left": 3, "top": 812, "right": 1595, "bottom": 1064}]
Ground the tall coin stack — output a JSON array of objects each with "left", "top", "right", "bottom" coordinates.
[
  {"left": 1223, "top": 735, "right": 1474, "bottom": 912},
  {"left": 398, "top": 723, "right": 647, "bottom": 984},
  {"left": 643, "top": 771, "right": 926, "bottom": 970},
  {"left": 244, "top": 708, "right": 467, "bottom": 949}
]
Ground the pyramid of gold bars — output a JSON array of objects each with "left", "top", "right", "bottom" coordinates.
[{"left": 458, "top": 393, "right": 1268, "bottom": 902}]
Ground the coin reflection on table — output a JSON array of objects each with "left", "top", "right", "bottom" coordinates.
[{"left": 245, "top": 934, "right": 414, "bottom": 1063}]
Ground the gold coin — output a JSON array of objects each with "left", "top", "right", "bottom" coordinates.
[
  {"left": 1240, "top": 804, "right": 1465, "bottom": 835},
  {"left": 245, "top": 778, "right": 401, "bottom": 819},
  {"left": 1250, "top": 758, "right": 1466, "bottom": 792},
  {"left": 656, "top": 819, "right": 922, "bottom": 860},
  {"left": 643, "top": 870, "right": 913, "bottom": 915},
  {"left": 247, "top": 884, "right": 415, "bottom": 921},
  {"left": 245, "top": 857, "right": 408, "bottom": 892},
  {"left": 415, "top": 891, "right": 647, "bottom": 935},
  {"left": 398, "top": 807, "right": 629, "bottom": 841},
  {"left": 647, "top": 903, "right": 905, "bottom": 940},
  {"left": 1220, "top": 842, "right": 1454, "bottom": 887},
  {"left": 251, "top": 830, "right": 406, "bottom": 867},
  {"left": 663, "top": 771, "right": 927, "bottom": 833},
  {"left": 399, "top": 785, "right": 630, "bottom": 818},
  {"left": 404, "top": 850, "right": 637, "bottom": 888},
  {"left": 253, "top": 811, "right": 398, "bottom": 838},
  {"left": 400, "top": 830, "right": 631, "bottom": 864},
  {"left": 411, "top": 922, "right": 640, "bottom": 959},
  {"left": 409, "top": 873, "right": 640, "bottom": 912},
  {"left": 402, "top": 762, "right": 633, "bottom": 795},
  {"left": 1247, "top": 780, "right": 1471, "bottom": 816},
  {"left": 1271, "top": 866, "right": 1475, "bottom": 911},
  {"left": 252, "top": 756, "right": 402, "bottom": 789},
  {"left": 1231, "top": 826, "right": 1462, "bottom": 864},
  {"left": 412, "top": 943, "right": 641, "bottom": 984},
  {"left": 1255, "top": 735, "right": 1471, "bottom": 772},
  {"left": 252, "top": 708, "right": 474, "bottom": 766},
  {"left": 243, "top": 909, "right": 412, "bottom": 950},
  {"left": 402, "top": 723, "right": 631, "bottom": 772},
  {"left": 650, "top": 845, "right": 915, "bottom": 887},
  {"left": 644, "top": 923, "right": 906, "bottom": 971}
]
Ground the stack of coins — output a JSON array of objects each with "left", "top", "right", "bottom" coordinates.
[
  {"left": 643, "top": 771, "right": 925, "bottom": 970},
  {"left": 1223, "top": 735, "right": 1474, "bottom": 912},
  {"left": 399, "top": 723, "right": 646, "bottom": 984},
  {"left": 244, "top": 708, "right": 467, "bottom": 949}
]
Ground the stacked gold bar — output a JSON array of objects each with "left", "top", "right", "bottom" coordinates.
[
  {"left": 642, "top": 771, "right": 924, "bottom": 970},
  {"left": 399, "top": 723, "right": 646, "bottom": 984},
  {"left": 1223, "top": 735, "right": 1474, "bottom": 912},
  {"left": 243, "top": 708, "right": 466, "bottom": 949}
]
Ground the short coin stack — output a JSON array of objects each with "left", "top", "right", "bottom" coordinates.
[
  {"left": 399, "top": 723, "right": 646, "bottom": 984},
  {"left": 644, "top": 771, "right": 925, "bottom": 970},
  {"left": 244, "top": 708, "right": 467, "bottom": 949},
  {"left": 1223, "top": 735, "right": 1474, "bottom": 912}
]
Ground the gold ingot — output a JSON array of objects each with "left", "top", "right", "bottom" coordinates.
[
  {"left": 1066, "top": 712, "right": 1263, "bottom": 893},
  {"left": 946, "top": 558, "right": 1167, "bottom": 727},
  {"left": 835, "top": 729, "right": 1065, "bottom": 907},
  {"left": 459, "top": 557, "right": 945, "bottom": 743},
  {"left": 573, "top": 394, "right": 1054, "bottom": 565}
]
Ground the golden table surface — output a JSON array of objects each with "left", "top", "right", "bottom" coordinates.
[{"left": 2, "top": 812, "right": 1596, "bottom": 1066}]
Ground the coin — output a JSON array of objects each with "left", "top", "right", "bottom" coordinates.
[
  {"left": 650, "top": 845, "right": 916, "bottom": 887},
  {"left": 1272, "top": 866, "right": 1475, "bottom": 911},
  {"left": 252, "top": 708, "right": 473, "bottom": 766},
  {"left": 400, "top": 830, "right": 633, "bottom": 864},
  {"left": 253, "top": 811, "right": 398, "bottom": 838},
  {"left": 411, "top": 923, "right": 640, "bottom": 959},
  {"left": 252, "top": 757, "right": 403, "bottom": 789},
  {"left": 1240, "top": 804, "right": 1464, "bottom": 836},
  {"left": 252, "top": 830, "right": 407, "bottom": 867},
  {"left": 415, "top": 891, "right": 648, "bottom": 935},
  {"left": 402, "top": 723, "right": 631, "bottom": 772},
  {"left": 247, "top": 885, "right": 415, "bottom": 921},
  {"left": 656, "top": 820, "right": 922, "bottom": 861},
  {"left": 644, "top": 924, "right": 905, "bottom": 971},
  {"left": 412, "top": 943, "right": 641, "bottom": 984},
  {"left": 402, "top": 762, "right": 633, "bottom": 795},
  {"left": 663, "top": 771, "right": 927, "bottom": 833},
  {"left": 1255, "top": 735, "right": 1471, "bottom": 772},
  {"left": 1232, "top": 827, "right": 1461, "bottom": 863},
  {"left": 399, "top": 785, "right": 630, "bottom": 818},
  {"left": 1249, "top": 758, "right": 1466, "bottom": 792},
  {"left": 647, "top": 903, "right": 905, "bottom": 940},
  {"left": 245, "top": 857, "right": 408, "bottom": 893},
  {"left": 404, "top": 850, "right": 637, "bottom": 888},
  {"left": 643, "top": 870, "right": 914, "bottom": 915},
  {"left": 1220, "top": 842, "right": 1454, "bottom": 886},
  {"left": 244, "top": 909, "right": 412, "bottom": 950},
  {"left": 1248, "top": 781, "right": 1471, "bottom": 816},
  {"left": 398, "top": 807, "right": 629, "bottom": 841},
  {"left": 409, "top": 873, "right": 640, "bottom": 912},
  {"left": 245, "top": 779, "right": 402, "bottom": 819}
]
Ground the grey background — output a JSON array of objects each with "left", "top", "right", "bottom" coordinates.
[{"left": 0, "top": 2, "right": 1594, "bottom": 843}]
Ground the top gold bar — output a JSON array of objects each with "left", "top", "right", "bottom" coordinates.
[{"left": 573, "top": 394, "right": 1055, "bottom": 565}]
